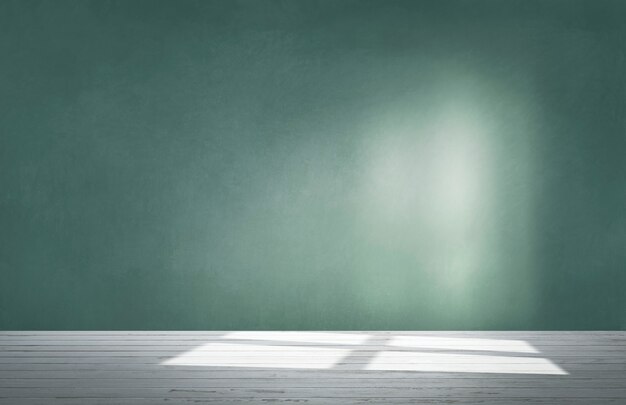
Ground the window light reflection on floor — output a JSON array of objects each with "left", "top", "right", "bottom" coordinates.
[
  {"left": 223, "top": 331, "right": 371, "bottom": 345},
  {"left": 161, "top": 332, "right": 567, "bottom": 375},
  {"left": 366, "top": 351, "right": 567, "bottom": 374},
  {"left": 162, "top": 342, "right": 351, "bottom": 369},
  {"left": 388, "top": 335, "right": 539, "bottom": 353}
]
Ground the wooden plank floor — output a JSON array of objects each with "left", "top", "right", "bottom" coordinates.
[{"left": 0, "top": 331, "right": 625, "bottom": 404}]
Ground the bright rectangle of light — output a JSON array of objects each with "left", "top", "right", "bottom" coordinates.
[
  {"left": 162, "top": 343, "right": 350, "bottom": 369},
  {"left": 388, "top": 336, "right": 538, "bottom": 353},
  {"left": 366, "top": 351, "right": 567, "bottom": 375},
  {"left": 223, "top": 331, "right": 370, "bottom": 345}
]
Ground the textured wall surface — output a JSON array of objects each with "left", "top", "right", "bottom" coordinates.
[{"left": 1, "top": 0, "right": 625, "bottom": 330}]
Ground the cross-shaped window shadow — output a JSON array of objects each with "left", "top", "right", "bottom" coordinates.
[{"left": 162, "top": 332, "right": 568, "bottom": 375}]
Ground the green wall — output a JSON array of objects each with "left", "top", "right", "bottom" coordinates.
[{"left": 1, "top": 0, "right": 625, "bottom": 330}]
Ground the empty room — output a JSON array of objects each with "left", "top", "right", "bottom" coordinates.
[{"left": 1, "top": 0, "right": 625, "bottom": 404}]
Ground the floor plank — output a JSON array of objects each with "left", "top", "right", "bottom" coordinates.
[{"left": 1, "top": 331, "right": 624, "bottom": 404}]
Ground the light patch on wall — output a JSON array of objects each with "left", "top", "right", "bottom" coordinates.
[
  {"left": 360, "top": 85, "right": 495, "bottom": 302},
  {"left": 424, "top": 108, "right": 494, "bottom": 292},
  {"left": 362, "top": 84, "right": 493, "bottom": 230},
  {"left": 427, "top": 112, "right": 490, "bottom": 229}
]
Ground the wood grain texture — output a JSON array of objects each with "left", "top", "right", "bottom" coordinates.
[{"left": 1, "top": 331, "right": 625, "bottom": 404}]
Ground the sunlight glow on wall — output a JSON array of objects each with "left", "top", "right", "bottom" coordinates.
[
  {"left": 359, "top": 85, "right": 497, "bottom": 315},
  {"left": 428, "top": 113, "right": 490, "bottom": 228}
]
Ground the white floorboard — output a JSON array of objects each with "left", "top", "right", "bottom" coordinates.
[{"left": 0, "top": 331, "right": 624, "bottom": 404}]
